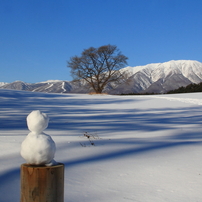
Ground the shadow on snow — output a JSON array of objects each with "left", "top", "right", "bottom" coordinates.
[{"left": 1, "top": 89, "right": 202, "bottom": 201}]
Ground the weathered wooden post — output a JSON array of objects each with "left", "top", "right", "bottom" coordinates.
[{"left": 20, "top": 163, "right": 64, "bottom": 202}]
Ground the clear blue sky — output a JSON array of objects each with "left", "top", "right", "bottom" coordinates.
[{"left": 1, "top": 0, "right": 202, "bottom": 83}]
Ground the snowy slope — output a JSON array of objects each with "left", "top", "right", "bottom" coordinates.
[
  {"left": 0, "top": 82, "right": 8, "bottom": 87},
  {"left": 32, "top": 80, "right": 72, "bottom": 93},
  {"left": 116, "top": 60, "right": 202, "bottom": 93},
  {"left": 0, "top": 89, "right": 202, "bottom": 202},
  {"left": 123, "top": 60, "right": 202, "bottom": 83},
  {"left": 0, "top": 81, "right": 31, "bottom": 91}
]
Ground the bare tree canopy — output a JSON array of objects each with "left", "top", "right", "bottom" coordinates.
[{"left": 67, "top": 44, "right": 128, "bottom": 93}]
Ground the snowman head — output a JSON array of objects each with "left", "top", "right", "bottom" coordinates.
[{"left": 27, "top": 110, "right": 49, "bottom": 133}]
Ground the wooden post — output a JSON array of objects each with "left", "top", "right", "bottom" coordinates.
[{"left": 20, "top": 163, "right": 64, "bottom": 202}]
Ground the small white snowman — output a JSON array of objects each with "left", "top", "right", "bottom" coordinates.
[{"left": 21, "top": 110, "right": 57, "bottom": 166}]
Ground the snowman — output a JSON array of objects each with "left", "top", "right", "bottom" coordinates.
[{"left": 21, "top": 110, "right": 57, "bottom": 166}]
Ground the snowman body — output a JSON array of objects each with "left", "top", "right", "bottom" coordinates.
[{"left": 21, "top": 110, "right": 56, "bottom": 166}]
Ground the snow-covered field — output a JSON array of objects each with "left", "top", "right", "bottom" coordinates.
[{"left": 0, "top": 89, "right": 202, "bottom": 202}]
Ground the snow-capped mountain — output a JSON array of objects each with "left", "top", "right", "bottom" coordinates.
[
  {"left": 31, "top": 80, "right": 72, "bottom": 93},
  {"left": 112, "top": 60, "right": 202, "bottom": 94},
  {"left": 0, "top": 82, "right": 8, "bottom": 87},
  {"left": 0, "top": 81, "right": 32, "bottom": 91},
  {"left": 1, "top": 60, "right": 202, "bottom": 94},
  {"left": 0, "top": 80, "right": 72, "bottom": 93}
]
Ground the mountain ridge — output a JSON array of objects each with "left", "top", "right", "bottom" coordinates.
[
  {"left": 115, "top": 60, "right": 202, "bottom": 94},
  {"left": 1, "top": 60, "right": 202, "bottom": 94}
]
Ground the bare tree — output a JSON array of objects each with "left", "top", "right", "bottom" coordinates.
[{"left": 67, "top": 44, "right": 128, "bottom": 93}]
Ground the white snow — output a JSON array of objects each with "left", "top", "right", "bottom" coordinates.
[
  {"left": 0, "top": 82, "right": 8, "bottom": 87},
  {"left": 123, "top": 60, "right": 202, "bottom": 84},
  {"left": 62, "top": 81, "right": 66, "bottom": 93},
  {"left": 0, "top": 89, "right": 202, "bottom": 202},
  {"left": 26, "top": 110, "right": 49, "bottom": 133},
  {"left": 20, "top": 110, "right": 56, "bottom": 166},
  {"left": 20, "top": 132, "right": 56, "bottom": 166},
  {"left": 40, "top": 80, "right": 64, "bottom": 83},
  {"left": 44, "top": 83, "right": 53, "bottom": 90}
]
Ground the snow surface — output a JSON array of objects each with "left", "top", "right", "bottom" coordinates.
[{"left": 0, "top": 89, "right": 202, "bottom": 202}]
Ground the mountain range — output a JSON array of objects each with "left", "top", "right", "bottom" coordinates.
[{"left": 1, "top": 60, "right": 202, "bottom": 94}]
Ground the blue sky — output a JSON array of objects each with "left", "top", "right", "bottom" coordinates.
[{"left": 1, "top": 0, "right": 202, "bottom": 83}]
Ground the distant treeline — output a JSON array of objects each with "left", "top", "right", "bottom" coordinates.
[
  {"left": 120, "top": 92, "right": 159, "bottom": 96},
  {"left": 167, "top": 82, "right": 202, "bottom": 94},
  {"left": 120, "top": 82, "right": 202, "bottom": 95}
]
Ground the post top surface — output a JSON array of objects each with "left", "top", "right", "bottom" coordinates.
[{"left": 21, "top": 163, "right": 64, "bottom": 168}]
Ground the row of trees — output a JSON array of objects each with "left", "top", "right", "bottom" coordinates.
[
  {"left": 67, "top": 45, "right": 128, "bottom": 94},
  {"left": 167, "top": 82, "right": 202, "bottom": 94}
]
